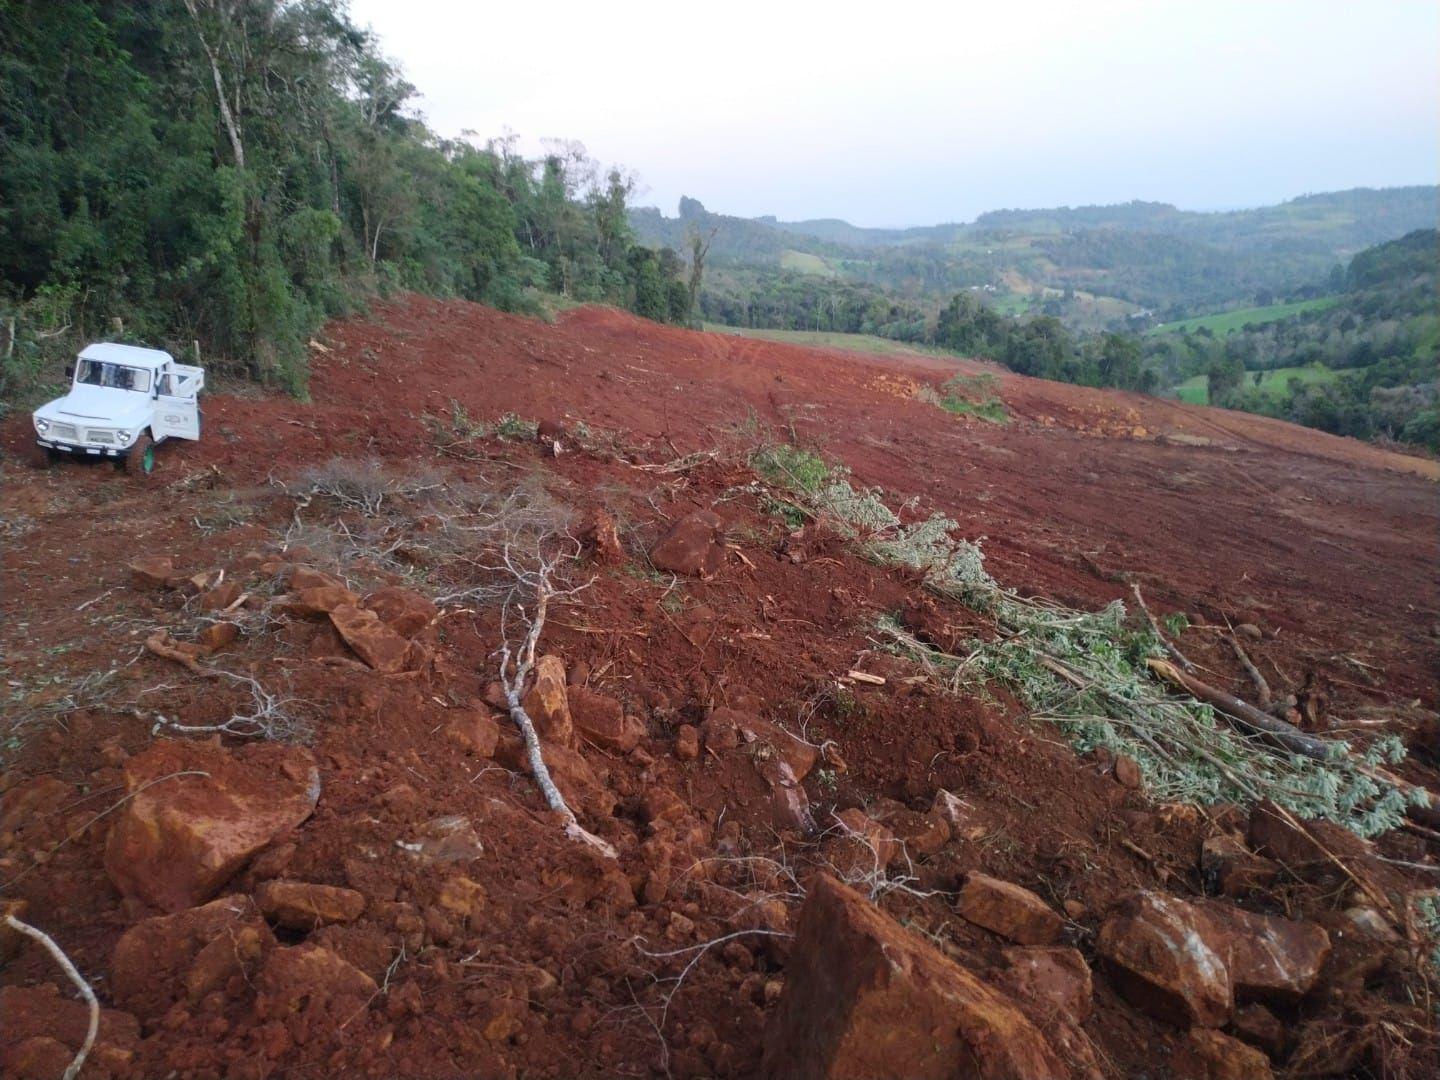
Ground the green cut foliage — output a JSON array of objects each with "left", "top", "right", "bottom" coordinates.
[{"left": 754, "top": 443, "right": 1422, "bottom": 838}]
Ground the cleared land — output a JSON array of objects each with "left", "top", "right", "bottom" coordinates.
[{"left": 1150, "top": 296, "right": 1337, "bottom": 336}]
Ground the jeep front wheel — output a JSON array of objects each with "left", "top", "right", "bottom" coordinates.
[{"left": 121, "top": 432, "right": 156, "bottom": 476}]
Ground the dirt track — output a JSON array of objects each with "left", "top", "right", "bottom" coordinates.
[{"left": 1, "top": 296, "right": 1437, "bottom": 1078}]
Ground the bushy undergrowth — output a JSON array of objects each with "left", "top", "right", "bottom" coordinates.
[{"left": 753, "top": 442, "right": 1422, "bottom": 837}]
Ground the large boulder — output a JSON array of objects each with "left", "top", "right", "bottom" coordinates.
[
  {"left": 649, "top": 510, "right": 727, "bottom": 578},
  {"left": 1096, "top": 892, "right": 1233, "bottom": 1028},
  {"left": 762, "top": 874, "right": 1069, "bottom": 1079},
  {"left": 1247, "top": 799, "right": 1374, "bottom": 885},
  {"left": 111, "top": 894, "right": 275, "bottom": 1018},
  {"left": 278, "top": 584, "right": 360, "bottom": 617},
  {"left": 1097, "top": 890, "right": 1331, "bottom": 1028},
  {"left": 957, "top": 873, "right": 1064, "bottom": 946},
  {"left": 329, "top": 603, "right": 410, "bottom": 672},
  {"left": 104, "top": 740, "right": 320, "bottom": 912},
  {"left": 1196, "top": 899, "right": 1330, "bottom": 1003}
]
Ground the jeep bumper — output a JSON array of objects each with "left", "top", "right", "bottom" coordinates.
[{"left": 37, "top": 438, "right": 125, "bottom": 459}]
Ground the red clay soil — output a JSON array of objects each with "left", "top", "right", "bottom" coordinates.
[{"left": 1, "top": 295, "right": 1437, "bottom": 1079}]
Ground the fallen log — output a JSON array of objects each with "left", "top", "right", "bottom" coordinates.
[
  {"left": 1131, "top": 584, "right": 1194, "bottom": 673},
  {"left": 1148, "top": 658, "right": 1440, "bottom": 826},
  {"left": 1146, "top": 658, "right": 1329, "bottom": 760}
]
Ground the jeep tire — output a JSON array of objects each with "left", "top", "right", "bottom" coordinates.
[{"left": 121, "top": 431, "right": 156, "bottom": 476}]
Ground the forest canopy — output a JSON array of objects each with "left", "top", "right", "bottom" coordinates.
[{"left": 0, "top": 0, "right": 690, "bottom": 403}]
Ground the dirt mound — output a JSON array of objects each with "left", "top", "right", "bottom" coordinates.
[{"left": 1, "top": 295, "right": 1436, "bottom": 1078}]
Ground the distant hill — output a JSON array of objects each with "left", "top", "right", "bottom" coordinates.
[{"left": 630, "top": 186, "right": 1437, "bottom": 329}]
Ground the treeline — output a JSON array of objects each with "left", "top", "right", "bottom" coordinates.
[
  {"left": 0, "top": 0, "right": 689, "bottom": 402},
  {"left": 1145, "top": 230, "right": 1438, "bottom": 449}
]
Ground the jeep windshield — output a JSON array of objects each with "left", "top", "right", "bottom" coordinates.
[{"left": 76, "top": 359, "right": 151, "bottom": 393}]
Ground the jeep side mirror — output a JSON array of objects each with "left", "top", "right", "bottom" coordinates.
[{"left": 65, "top": 363, "right": 74, "bottom": 379}]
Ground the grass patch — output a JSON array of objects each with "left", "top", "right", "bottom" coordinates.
[
  {"left": 922, "top": 373, "right": 1009, "bottom": 424},
  {"left": 779, "top": 250, "right": 836, "bottom": 277},
  {"left": 1172, "top": 364, "right": 1348, "bottom": 406},
  {"left": 1150, "top": 297, "right": 1338, "bottom": 337},
  {"left": 703, "top": 323, "right": 954, "bottom": 360}
]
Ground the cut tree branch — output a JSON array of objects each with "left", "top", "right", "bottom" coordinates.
[
  {"left": 493, "top": 538, "right": 614, "bottom": 858},
  {"left": 3, "top": 914, "right": 99, "bottom": 1080}
]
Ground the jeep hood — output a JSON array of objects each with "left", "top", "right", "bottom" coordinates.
[{"left": 37, "top": 385, "right": 151, "bottom": 426}]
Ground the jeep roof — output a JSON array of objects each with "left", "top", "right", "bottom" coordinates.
[{"left": 78, "top": 342, "right": 174, "bottom": 369}]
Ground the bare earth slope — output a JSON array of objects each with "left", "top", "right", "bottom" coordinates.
[{"left": 1, "top": 296, "right": 1436, "bottom": 1079}]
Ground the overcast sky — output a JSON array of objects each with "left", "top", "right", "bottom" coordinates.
[{"left": 347, "top": 0, "right": 1438, "bottom": 228}]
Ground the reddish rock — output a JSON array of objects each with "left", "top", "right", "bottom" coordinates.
[
  {"left": 674, "top": 724, "right": 700, "bottom": 761},
  {"left": 995, "top": 946, "right": 1093, "bottom": 1022},
  {"left": 1197, "top": 899, "right": 1330, "bottom": 1002},
  {"left": 130, "top": 555, "right": 176, "bottom": 588},
  {"left": 197, "top": 620, "right": 241, "bottom": 652},
  {"left": 445, "top": 710, "right": 501, "bottom": 757},
  {"left": 522, "top": 654, "right": 573, "bottom": 744},
  {"left": 255, "top": 942, "right": 377, "bottom": 1020},
  {"left": 437, "top": 875, "right": 488, "bottom": 930},
  {"left": 728, "top": 709, "right": 818, "bottom": 781},
  {"left": 1200, "top": 833, "right": 1280, "bottom": 897},
  {"left": 957, "top": 873, "right": 1064, "bottom": 945},
  {"left": 287, "top": 564, "right": 344, "bottom": 590},
  {"left": 868, "top": 801, "right": 951, "bottom": 857},
  {"left": 1112, "top": 754, "right": 1143, "bottom": 789},
  {"left": 199, "top": 579, "right": 243, "bottom": 611},
  {"left": 579, "top": 508, "right": 624, "bottom": 563},
  {"left": 772, "top": 773, "right": 817, "bottom": 834},
  {"left": 762, "top": 875, "right": 1068, "bottom": 1079},
  {"left": 1230, "top": 1002, "right": 1286, "bottom": 1058},
  {"left": 1, "top": 898, "right": 29, "bottom": 963},
  {"left": 649, "top": 510, "right": 727, "bottom": 578},
  {"left": 104, "top": 739, "right": 320, "bottom": 912},
  {"left": 1173, "top": 1028, "right": 1274, "bottom": 1079},
  {"left": 931, "top": 789, "right": 988, "bottom": 841},
  {"left": 539, "top": 743, "right": 616, "bottom": 821},
  {"left": 256, "top": 880, "right": 367, "bottom": 929},
  {"left": 700, "top": 711, "right": 740, "bottom": 751},
  {"left": 364, "top": 585, "right": 438, "bottom": 637},
  {"left": 1247, "top": 799, "right": 1374, "bottom": 884},
  {"left": 112, "top": 894, "right": 275, "bottom": 1017},
  {"left": 0, "top": 984, "right": 140, "bottom": 1077},
  {"left": 407, "top": 815, "right": 485, "bottom": 864},
  {"left": 1096, "top": 892, "right": 1233, "bottom": 1028},
  {"left": 0, "top": 775, "right": 72, "bottom": 837},
  {"left": 329, "top": 603, "right": 410, "bottom": 672},
  {"left": 279, "top": 584, "right": 361, "bottom": 617},
  {"left": 569, "top": 686, "right": 644, "bottom": 752},
  {"left": 823, "top": 808, "right": 901, "bottom": 878},
  {"left": 640, "top": 786, "right": 688, "bottom": 825}
]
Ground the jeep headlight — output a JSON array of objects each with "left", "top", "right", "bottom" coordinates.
[
  {"left": 116, "top": 429, "right": 132, "bottom": 443},
  {"left": 34, "top": 418, "right": 49, "bottom": 434}
]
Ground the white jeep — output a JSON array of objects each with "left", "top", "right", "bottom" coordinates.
[{"left": 32, "top": 343, "right": 205, "bottom": 474}]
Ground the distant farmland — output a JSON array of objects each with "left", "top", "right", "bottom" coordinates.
[
  {"left": 1173, "top": 363, "right": 1349, "bottom": 405},
  {"left": 1150, "top": 296, "right": 1337, "bottom": 336}
]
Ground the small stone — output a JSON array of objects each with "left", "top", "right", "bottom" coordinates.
[
  {"left": 329, "top": 604, "right": 410, "bottom": 672},
  {"left": 445, "top": 711, "right": 501, "bottom": 757},
  {"left": 197, "top": 621, "right": 240, "bottom": 652},
  {"left": 130, "top": 556, "right": 176, "bottom": 588},
  {"left": 957, "top": 873, "right": 1064, "bottom": 945},
  {"left": 674, "top": 724, "right": 700, "bottom": 761},
  {"left": 255, "top": 880, "right": 366, "bottom": 929},
  {"left": 1113, "top": 754, "right": 1143, "bottom": 789}
]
